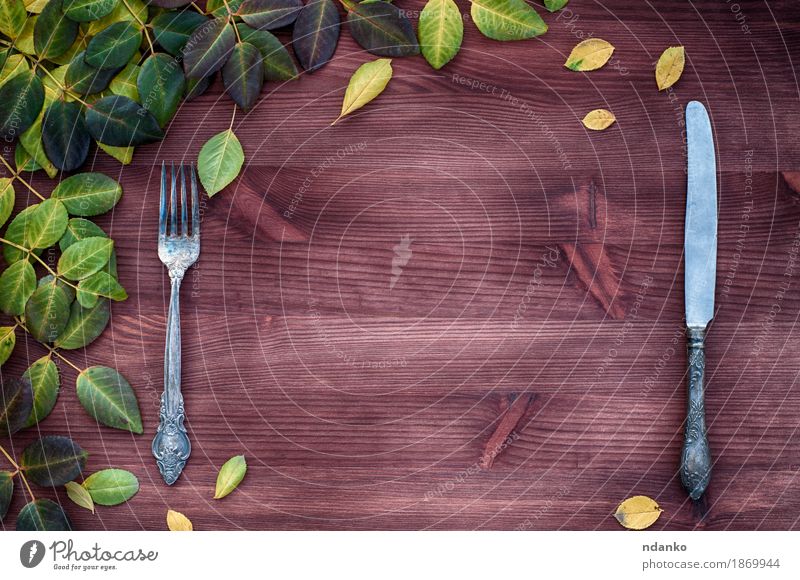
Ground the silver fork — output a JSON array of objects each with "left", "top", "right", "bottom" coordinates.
[{"left": 152, "top": 163, "right": 200, "bottom": 485}]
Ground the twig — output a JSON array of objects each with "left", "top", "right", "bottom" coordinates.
[
  {"left": 0, "top": 156, "right": 46, "bottom": 201},
  {"left": 14, "top": 317, "right": 84, "bottom": 374},
  {"left": 121, "top": 0, "right": 155, "bottom": 54}
]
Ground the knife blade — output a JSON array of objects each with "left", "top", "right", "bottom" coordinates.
[{"left": 681, "top": 100, "right": 717, "bottom": 500}]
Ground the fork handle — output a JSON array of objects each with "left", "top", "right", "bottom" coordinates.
[{"left": 152, "top": 274, "right": 191, "bottom": 485}]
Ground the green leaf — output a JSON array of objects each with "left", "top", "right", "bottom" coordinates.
[
  {"left": 98, "top": 142, "right": 134, "bottom": 164},
  {"left": 206, "top": 0, "right": 242, "bottom": 16},
  {"left": 76, "top": 288, "right": 99, "bottom": 308},
  {"left": 222, "top": 42, "right": 263, "bottom": 111},
  {"left": 65, "top": 481, "right": 95, "bottom": 512},
  {"left": 0, "top": 326, "right": 15, "bottom": 366},
  {"left": 148, "top": 0, "right": 194, "bottom": 6},
  {"left": 0, "top": 178, "right": 14, "bottom": 228},
  {"left": 110, "top": 61, "right": 140, "bottom": 101},
  {"left": 470, "top": 0, "right": 547, "bottom": 41},
  {"left": 19, "top": 115, "right": 58, "bottom": 178},
  {"left": 34, "top": 0, "right": 80, "bottom": 59},
  {"left": 238, "top": 24, "right": 298, "bottom": 81},
  {"left": 76, "top": 366, "right": 142, "bottom": 433},
  {"left": 418, "top": 0, "right": 463, "bottom": 69},
  {"left": 214, "top": 455, "right": 247, "bottom": 499},
  {"left": 85, "top": 95, "right": 164, "bottom": 146},
  {"left": 65, "top": 50, "right": 121, "bottom": 95},
  {"left": 335, "top": 58, "right": 392, "bottom": 124},
  {"left": 42, "top": 100, "right": 91, "bottom": 171},
  {"left": 152, "top": 10, "right": 208, "bottom": 57},
  {"left": 183, "top": 17, "right": 236, "bottom": 79},
  {"left": 347, "top": 2, "right": 420, "bottom": 57},
  {"left": 0, "top": 0, "right": 26, "bottom": 39},
  {"left": 138, "top": 53, "right": 185, "bottom": 127},
  {"left": 0, "top": 70, "right": 45, "bottom": 139},
  {"left": 0, "top": 471, "right": 13, "bottom": 520},
  {"left": 564, "top": 38, "right": 614, "bottom": 71},
  {"left": 22, "top": 355, "right": 60, "bottom": 428},
  {"left": 2, "top": 205, "right": 40, "bottom": 264},
  {"left": 85, "top": 21, "right": 142, "bottom": 70},
  {"left": 185, "top": 74, "right": 213, "bottom": 100},
  {"left": 59, "top": 217, "right": 108, "bottom": 250},
  {"left": 544, "top": 0, "right": 568, "bottom": 11},
  {"left": 27, "top": 198, "right": 69, "bottom": 249},
  {"left": 15, "top": 143, "right": 43, "bottom": 172},
  {"left": 0, "top": 260, "right": 36, "bottom": 316},
  {"left": 52, "top": 172, "right": 123, "bottom": 216},
  {"left": 85, "top": 0, "right": 147, "bottom": 36},
  {"left": 78, "top": 271, "right": 127, "bottom": 301},
  {"left": 14, "top": 17, "right": 36, "bottom": 55},
  {"left": 0, "top": 52, "right": 29, "bottom": 84},
  {"left": 238, "top": 0, "right": 303, "bottom": 31},
  {"left": 25, "top": 0, "right": 50, "bottom": 13},
  {"left": 83, "top": 468, "right": 139, "bottom": 505},
  {"left": 21, "top": 435, "right": 88, "bottom": 486},
  {"left": 0, "top": 378, "right": 32, "bottom": 435},
  {"left": 58, "top": 237, "right": 114, "bottom": 280},
  {"left": 16, "top": 499, "right": 73, "bottom": 530},
  {"left": 37, "top": 274, "right": 76, "bottom": 304},
  {"left": 54, "top": 298, "right": 110, "bottom": 349},
  {"left": 292, "top": 0, "right": 340, "bottom": 72},
  {"left": 197, "top": 129, "right": 244, "bottom": 196},
  {"left": 63, "top": 0, "right": 119, "bottom": 22},
  {"left": 24, "top": 281, "right": 70, "bottom": 342}
]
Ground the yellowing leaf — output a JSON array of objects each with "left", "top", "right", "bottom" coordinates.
[
  {"left": 65, "top": 481, "right": 94, "bottom": 513},
  {"left": 655, "top": 46, "right": 685, "bottom": 91},
  {"left": 582, "top": 109, "right": 616, "bottom": 131},
  {"left": 214, "top": 455, "right": 247, "bottom": 499},
  {"left": 613, "top": 495, "right": 663, "bottom": 530},
  {"left": 334, "top": 58, "right": 392, "bottom": 125},
  {"left": 166, "top": 509, "right": 193, "bottom": 531},
  {"left": 565, "top": 38, "right": 614, "bottom": 71}
]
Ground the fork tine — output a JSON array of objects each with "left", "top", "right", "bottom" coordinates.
[
  {"left": 159, "top": 161, "right": 167, "bottom": 237},
  {"left": 190, "top": 164, "right": 199, "bottom": 237},
  {"left": 170, "top": 162, "right": 178, "bottom": 236},
  {"left": 180, "top": 165, "right": 188, "bottom": 236}
]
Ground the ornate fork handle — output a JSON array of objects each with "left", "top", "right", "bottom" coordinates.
[{"left": 152, "top": 272, "right": 191, "bottom": 485}]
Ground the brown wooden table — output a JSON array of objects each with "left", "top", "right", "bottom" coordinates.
[{"left": 3, "top": 0, "right": 800, "bottom": 530}]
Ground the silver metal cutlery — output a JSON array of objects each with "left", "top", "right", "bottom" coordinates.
[
  {"left": 152, "top": 163, "right": 200, "bottom": 485},
  {"left": 681, "top": 101, "right": 718, "bottom": 500}
]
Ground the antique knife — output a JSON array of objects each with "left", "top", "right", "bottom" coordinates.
[{"left": 681, "top": 101, "right": 718, "bottom": 500}]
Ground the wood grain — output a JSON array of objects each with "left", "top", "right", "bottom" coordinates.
[{"left": 2, "top": 0, "right": 800, "bottom": 530}]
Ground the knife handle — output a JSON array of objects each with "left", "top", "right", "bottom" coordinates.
[{"left": 680, "top": 326, "right": 712, "bottom": 500}]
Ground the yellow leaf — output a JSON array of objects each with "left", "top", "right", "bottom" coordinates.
[
  {"left": 655, "top": 46, "right": 685, "bottom": 91},
  {"left": 613, "top": 495, "right": 663, "bottom": 530},
  {"left": 565, "top": 38, "right": 615, "bottom": 71},
  {"left": 334, "top": 58, "right": 393, "bottom": 125},
  {"left": 581, "top": 109, "right": 616, "bottom": 131},
  {"left": 65, "top": 481, "right": 95, "bottom": 514},
  {"left": 166, "top": 509, "right": 193, "bottom": 531}
]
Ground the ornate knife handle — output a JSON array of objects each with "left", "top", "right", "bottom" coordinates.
[
  {"left": 680, "top": 326, "right": 712, "bottom": 500},
  {"left": 152, "top": 275, "right": 191, "bottom": 485}
]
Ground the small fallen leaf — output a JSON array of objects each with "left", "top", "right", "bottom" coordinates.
[
  {"left": 214, "top": 455, "right": 247, "bottom": 499},
  {"left": 65, "top": 481, "right": 94, "bottom": 513},
  {"left": 166, "top": 509, "right": 193, "bottom": 531},
  {"left": 582, "top": 109, "right": 616, "bottom": 131},
  {"left": 655, "top": 46, "right": 685, "bottom": 91},
  {"left": 334, "top": 58, "right": 392, "bottom": 125},
  {"left": 565, "top": 38, "right": 614, "bottom": 71},
  {"left": 613, "top": 495, "right": 663, "bottom": 530}
]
